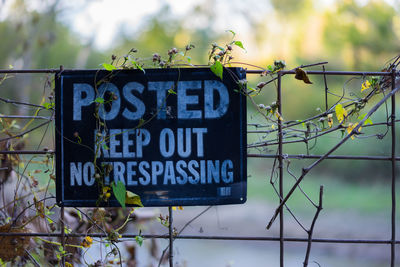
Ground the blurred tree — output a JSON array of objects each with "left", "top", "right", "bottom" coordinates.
[
  {"left": 0, "top": 0, "right": 104, "bottom": 115},
  {"left": 112, "top": 3, "right": 220, "bottom": 65},
  {"left": 323, "top": 0, "right": 400, "bottom": 69},
  {"left": 270, "top": 0, "right": 313, "bottom": 16}
]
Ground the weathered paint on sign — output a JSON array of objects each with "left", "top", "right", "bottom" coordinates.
[{"left": 56, "top": 68, "right": 246, "bottom": 207}]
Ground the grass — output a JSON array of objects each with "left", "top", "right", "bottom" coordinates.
[{"left": 247, "top": 170, "right": 398, "bottom": 215}]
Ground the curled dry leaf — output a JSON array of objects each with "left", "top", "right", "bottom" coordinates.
[{"left": 295, "top": 68, "right": 313, "bottom": 84}]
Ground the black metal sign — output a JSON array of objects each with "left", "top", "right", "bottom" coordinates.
[{"left": 55, "top": 68, "right": 246, "bottom": 207}]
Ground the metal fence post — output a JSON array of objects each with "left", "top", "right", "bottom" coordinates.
[
  {"left": 390, "top": 68, "right": 397, "bottom": 267},
  {"left": 277, "top": 73, "right": 285, "bottom": 267},
  {"left": 169, "top": 206, "right": 174, "bottom": 267},
  {"left": 60, "top": 206, "right": 65, "bottom": 266}
]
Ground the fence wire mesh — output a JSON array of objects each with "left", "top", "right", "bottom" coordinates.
[{"left": 0, "top": 67, "right": 399, "bottom": 267}]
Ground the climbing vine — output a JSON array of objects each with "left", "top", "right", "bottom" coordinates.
[{"left": 0, "top": 30, "right": 399, "bottom": 266}]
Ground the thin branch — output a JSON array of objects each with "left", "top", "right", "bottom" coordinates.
[
  {"left": 267, "top": 83, "right": 400, "bottom": 229},
  {"left": 24, "top": 249, "right": 41, "bottom": 267},
  {"left": 176, "top": 206, "right": 212, "bottom": 236},
  {"left": 270, "top": 182, "right": 308, "bottom": 232},
  {"left": 158, "top": 206, "right": 212, "bottom": 267},
  {"left": 0, "top": 120, "right": 52, "bottom": 143},
  {"left": 0, "top": 96, "right": 49, "bottom": 110},
  {"left": 73, "top": 207, "right": 108, "bottom": 236},
  {"left": 0, "top": 115, "right": 52, "bottom": 120},
  {"left": 303, "top": 186, "right": 323, "bottom": 267},
  {"left": 258, "top": 62, "right": 329, "bottom": 88},
  {"left": 286, "top": 161, "right": 317, "bottom": 208}
]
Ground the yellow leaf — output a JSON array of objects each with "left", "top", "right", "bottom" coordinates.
[
  {"left": 172, "top": 206, "right": 184, "bottom": 211},
  {"left": 361, "top": 80, "right": 371, "bottom": 92},
  {"left": 327, "top": 114, "right": 333, "bottom": 128},
  {"left": 81, "top": 236, "right": 93, "bottom": 248},
  {"left": 346, "top": 123, "right": 361, "bottom": 140},
  {"left": 275, "top": 111, "right": 284, "bottom": 121},
  {"left": 335, "top": 104, "right": 347, "bottom": 123},
  {"left": 102, "top": 186, "right": 111, "bottom": 194},
  {"left": 125, "top": 191, "right": 143, "bottom": 207}
]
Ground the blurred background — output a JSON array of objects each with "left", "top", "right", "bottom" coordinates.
[{"left": 0, "top": 0, "right": 400, "bottom": 266}]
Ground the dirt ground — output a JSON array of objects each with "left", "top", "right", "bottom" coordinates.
[{"left": 130, "top": 199, "right": 400, "bottom": 267}]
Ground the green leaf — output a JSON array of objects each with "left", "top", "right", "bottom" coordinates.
[
  {"left": 94, "top": 97, "right": 104, "bottom": 104},
  {"left": 102, "top": 63, "right": 117, "bottom": 71},
  {"left": 365, "top": 118, "right": 373, "bottom": 125},
  {"left": 168, "top": 88, "right": 176, "bottom": 95},
  {"left": 43, "top": 102, "right": 55, "bottom": 110},
  {"left": 234, "top": 40, "right": 245, "bottom": 50},
  {"left": 226, "top": 30, "right": 236, "bottom": 37},
  {"left": 135, "top": 235, "right": 144, "bottom": 246},
  {"left": 125, "top": 190, "right": 143, "bottom": 207},
  {"left": 210, "top": 61, "right": 223, "bottom": 80},
  {"left": 112, "top": 181, "right": 126, "bottom": 208},
  {"left": 77, "top": 210, "right": 82, "bottom": 222},
  {"left": 131, "top": 60, "right": 145, "bottom": 73},
  {"left": 357, "top": 113, "right": 373, "bottom": 125},
  {"left": 297, "top": 120, "right": 306, "bottom": 128}
]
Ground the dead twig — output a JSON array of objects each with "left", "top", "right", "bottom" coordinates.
[
  {"left": 267, "top": 82, "right": 400, "bottom": 229},
  {"left": 303, "top": 186, "right": 323, "bottom": 267}
]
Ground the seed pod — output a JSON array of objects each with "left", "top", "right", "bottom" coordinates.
[
  {"left": 257, "top": 82, "right": 267, "bottom": 89},
  {"left": 152, "top": 53, "right": 161, "bottom": 62}
]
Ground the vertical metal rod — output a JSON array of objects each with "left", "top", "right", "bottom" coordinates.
[
  {"left": 168, "top": 206, "right": 174, "bottom": 267},
  {"left": 277, "top": 73, "right": 284, "bottom": 267},
  {"left": 390, "top": 68, "right": 397, "bottom": 267},
  {"left": 323, "top": 65, "right": 329, "bottom": 111},
  {"left": 60, "top": 206, "right": 65, "bottom": 266}
]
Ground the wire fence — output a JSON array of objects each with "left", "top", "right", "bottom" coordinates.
[{"left": 0, "top": 67, "right": 399, "bottom": 267}]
